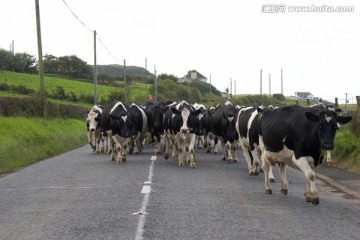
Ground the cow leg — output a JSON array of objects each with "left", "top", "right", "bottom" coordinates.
[
  {"left": 326, "top": 150, "right": 333, "bottom": 166},
  {"left": 292, "top": 156, "right": 319, "bottom": 205},
  {"left": 206, "top": 133, "right": 213, "bottom": 153},
  {"left": 134, "top": 133, "right": 141, "bottom": 154},
  {"left": 269, "top": 165, "right": 275, "bottom": 182},
  {"left": 95, "top": 129, "right": 101, "bottom": 154},
  {"left": 225, "top": 141, "right": 233, "bottom": 163},
  {"left": 171, "top": 137, "right": 177, "bottom": 158},
  {"left": 262, "top": 155, "right": 272, "bottom": 194},
  {"left": 163, "top": 131, "right": 170, "bottom": 159},
  {"left": 188, "top": 134, "right": 196, "bottom": 168},
  {"left": 231, "top": 142, "right": 238, "bottom": 163},
  {"left": 88, "top": 131, "right": 96, "bottom": 152},
  {"left": 279, "top": 163, "right": 288, "bottom": 195},
  {"left": 241, "top": 145, "right": 255, "bottom": 175},
  {"left": 109, "top": 135, "right": 116, "bottom": 161},
  {"left": 175, "top": 134, "right": 186, "bottom": 167}
]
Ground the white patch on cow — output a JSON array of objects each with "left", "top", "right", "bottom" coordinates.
[
  {"left": 228, "top": 116, "right": 234, "bottom": 122},
  {"left": 110, "top": 101, "right": 127, "bottom": 115},
  {"left": 181, "top": 108, "right": 190, "bottom": 131},
  {"left": 91, "top": 105, "right": 103, "bottom": 113},
  {"left": 282, "top": 135, "right": 287, "bottom": 143},
  {"left": 87, "top": 111, "right": 99, "bottom": 130},
  {"left": 121, "top": 115, "right": 127, "bottom": 122},
  {"left": 224, "top": 101, "right": 232, "bottom": 106},
  {"left": 324, "top": 115, "right": 332, "bottom": 122}
]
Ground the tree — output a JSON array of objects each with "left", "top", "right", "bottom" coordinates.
[{"left": 13, "top": 52, "right": 36, "bottom": 73}]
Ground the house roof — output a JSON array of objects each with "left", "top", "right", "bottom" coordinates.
[{"left": 187, "top": 70, "right": 207, "bottom": 80}]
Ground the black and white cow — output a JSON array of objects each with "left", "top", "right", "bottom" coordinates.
[
  {"left": 101, "top": 101, "right": 131, "bottom": 164},
  {"left": 145, "top": 102, "right": 165, "bottom": 154},
  {"left": 164, "top": 101, "right": 202, "bottom": 167},
  {"left": 202, "top": 107, "right": 218, "bottom": 153},
  {"left": 236, "top": 106, "right": 275, "bottom": 180},
  {"left": 193, "top": 103, "right": 206, "bottom": 149},
  {"left": 309, "top": 103, "right": 342, "bottom": 166},
  {"left": 86, "top": 105, "right": 108, "bottom": 153},
  {"left": 258, "top": 104, "right": 352, "bottom": 205},
  {"left": 163, "top": 101, "right": 178, "bottom": 160},
  {"left": 128, "top": 103, "right": 148, "bottom": 154},
  {"left": 211, "top": 101, "right": 239, "bottom": 163}
]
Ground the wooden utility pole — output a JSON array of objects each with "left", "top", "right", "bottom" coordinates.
[
  {"left": 260, "top": 69, "right": 262, "bottom": 95},
  {"left": 93, "top": 30, "right": 97, "bottom": 105},
  {"left": 124, "top": 59, "right": 127, "bottom": 103},
  {"left": 35, "top": 0, "right": 46, "bottom": 118},
  {"left": 154, "top": 65, "right": 157, "bottom": 102},
  {"left": 209, "top": 74, "right": 212, "bottom": 94},
  {"left": 281, "top": 68, "right": 283, "bottom": 95}
]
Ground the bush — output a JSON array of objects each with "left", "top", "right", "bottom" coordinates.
[
  {"left": 0, "top": 96, "right": 87, "bottom": 119},
  {"left": 0, "top": 82, "right": 10, "bottom": 90}
]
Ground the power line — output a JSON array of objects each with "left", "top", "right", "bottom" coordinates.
[
  {"left": 62, "top": 0, "right": 92, "bottom": 33},
  {"left": 62, "top": 0, "right": 121, "bottom": 63}
]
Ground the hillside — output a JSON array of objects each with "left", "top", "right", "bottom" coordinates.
[{"left": 95, "top": 64, "right": 154, "bottom": 78}]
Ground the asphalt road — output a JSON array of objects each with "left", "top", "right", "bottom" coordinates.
[{"left": 1, "top": 144, "right": 360, "bottom": 240}]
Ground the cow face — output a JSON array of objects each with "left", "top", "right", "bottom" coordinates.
[
  {"left": 221, "top": 107, "right": 238, "bottom": 143},
  {"left": 305, "top": 109, "right": 352, "bottom": 150},
  {"left": 87, "top": 111, "right": 101, "bottom": 132},
  {"left": 171, "top": 105, "right": 201, "bottom": 134}
]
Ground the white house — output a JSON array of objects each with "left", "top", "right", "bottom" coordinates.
[{"left": 178, "top": 69, "right": 208, "bottom": 83}]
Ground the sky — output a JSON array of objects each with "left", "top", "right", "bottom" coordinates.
[{"left": 1, "top": 0, "right": 360, "bottom": 103}]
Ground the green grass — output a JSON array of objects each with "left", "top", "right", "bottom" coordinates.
[
  {"left": 0, "top": 117, "right": 87, "bottom": 175},
  {"left": 333, "top": 128, "right": 360, "bottom": 173}
]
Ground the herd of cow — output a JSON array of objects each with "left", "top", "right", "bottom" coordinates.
[{"left": 86, "top": 100, "right": 353, "bottom": 205}]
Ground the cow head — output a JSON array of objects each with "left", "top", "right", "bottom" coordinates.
[
  {"left": 221, "top": 104, "right": 238, "bottom": 142},
  {"left": 110, "top": 102, "right": 131, "bottom": 138},
  {"left": 87, "top": 110, "right": 101, "bottom": 132},
  {"left": 171, "top": 102, "right": 202, "bottom": 134},
  {"left": 305, "top": 109, "right": 353, "bottom": 150}
]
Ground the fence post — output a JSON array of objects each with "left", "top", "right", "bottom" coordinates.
[
  {"left": 335, "top": 97, "right": 339, "bottom": 109},
  {"left": 356, "top": 96, "right": 360, "bottom": 109}
]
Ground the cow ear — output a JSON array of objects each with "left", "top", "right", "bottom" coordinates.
[
  {"left": 257, "top": 108, "right": 264, "bottom": 114},
  {"left": 171, "top": 107, "right": 181, "bottom": 115},
  {"left": 86, "top": 110, "right": 90, "bottom": 116},
  {"left": 305, "top": 111, "right": 319, "bottom": 122},
  {"left": 191, "top": 109, "right": 202, "bottom": 116},
  {"left": 337, "top": 116, "right": 353, "bottom": 124}
]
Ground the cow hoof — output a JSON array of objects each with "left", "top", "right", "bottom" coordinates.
[
  {"left": 249, "top": 172, "right": 254, "bottom": 176},
  {"left": 164, "top": 153, "right": 169, "bottom": 160},
  {"left": 178, "top": 161, "right": 185, "bottom": 167},
  {"left": 311, "top": 198, "right": 320, "bottom": 205},
  {"left": 253, "top": 171, "right": 259, "bottom": 176},
  {"left": 270, "top": 178, "right": 275, "bottom": 183},
  {"left": 233, "top": 159, "right": 238, "bottom": 163},
  {"left": 116, "top": 159, "right": 123, "bottom": 164},
  {"left": 226, "top": 159, "right": 232, "bottom": 163},
  {"left": 281, "top": 189, "right": 288, "bottom": 195},
  {"left": 172, "top": 153, "right": 177, "bottom": 158},
  {"left": 305, "top": 196, "right": 312, "bottom": 202},
  {"left": 265, "top": 189, "right": 272, "bottom": 194},
  {"left": 206, "top": 149, "right": 211, "bottom": 153},
  {"left": 190, "top": 162, "right": 196, "bottom": 168}
]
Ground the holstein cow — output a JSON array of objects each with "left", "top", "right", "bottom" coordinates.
[
  {"left": 145, "top": 102, "right": 165, "bottom": 154},
  {"left": 211, "top": 101, "right": 239, "bottom": 163},
  {"left": 202, "top": 107, "right": 218, "bottom": 154},
  {"left": 258, "top": 105, "right": 352, "bottom": 205},
  {"left": 193, "top": 103, "right": 206, "bottom": 149},
  {"left": 309, "top": 103, "right": 342, "bottom": 166},
  {"left": 171, "top": 101, "right": 202, "bottom": 167},
  {"left": 86, "top": 105, "right": 108, "bottom": 153},
  {"left": 128, "top": 103, "right": 148, "bottom": 154},
  {"left": 236, "top": 106, "right": 275, "bottom": 181},
  {"left": 163, "top": 101, "right": 178, "bottom": 160},
  {"left": 101, "top": 101, "right": 131, "bottom": 164}
]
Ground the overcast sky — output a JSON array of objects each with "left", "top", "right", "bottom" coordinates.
[{"left": 1, "top": 0, "right": 359, "bottom": 103}]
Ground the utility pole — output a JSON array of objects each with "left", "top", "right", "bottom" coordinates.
[
  {"left": 154, "top": 65, "right": 157, "bottom": 102},
  {"left": 124, "top": 59, "right": 127, "bottom": 103},
  {"left": 234, "top": 79, "right": 236, "bottom": 98},
  {"left": 345, "top": 93, "right": 348, "bottom": 112},
  {"left": 269, "top": 73, "right": 271, "bottom": 96},
  {"left": 35, "top": 0, "right": 46, "bottom": 118},
  {"left": 260, "top": 69, "right": 262, "bottom": 95},
  {"left": 230, "top": 78, "right": 232, "bottom": 99},
  {"left": 209, "top": 74, "right": 212, "bottom": 94},
  {"left": 93, "top": 30, "right": 97, "bottom": 105},
  {"left": 281, "top": 68, "right": 283, "bottom": 95}
]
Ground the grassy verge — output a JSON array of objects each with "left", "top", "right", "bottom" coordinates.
[
  {"left": 0, "top": 117, "right": 87, "bottom": 175},
  {"left": 333, "top": 128, "right": 360, "bottom": 174}
]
